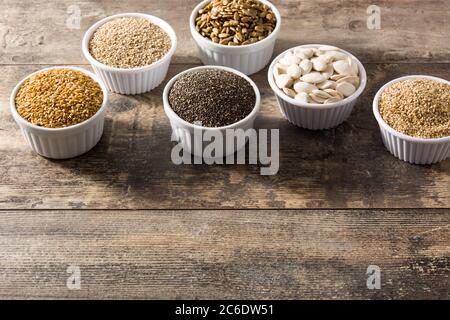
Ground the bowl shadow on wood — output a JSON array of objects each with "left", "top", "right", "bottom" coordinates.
[
  {"left": 46, "top": 64, "right": 447, "bottom": 209},
  {"left": 47, "top": 97, "right": 435, "bottom": 209}
]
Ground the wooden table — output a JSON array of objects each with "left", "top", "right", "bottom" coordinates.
[{"left": 0, "top": 0, "right": 449, "bottom": 299}]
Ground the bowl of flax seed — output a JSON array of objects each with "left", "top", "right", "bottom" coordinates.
[
  {"left": 373, "top": 75, "right": 450, "bottom": 164},
  {"left": 10, "top": 66, "right": 109, "bottom": 159}
]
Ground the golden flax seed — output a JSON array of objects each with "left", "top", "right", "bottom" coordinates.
[
  {"left": 15, "top": 69, "right": 103, "bottom": 128},
  {"left": 89, "top": 17, "right": 171, "bottom": 69},
  {"left": 379, "top": 79, "right": 450, "bottom": 139}
]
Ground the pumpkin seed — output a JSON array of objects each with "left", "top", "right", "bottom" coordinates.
[
  {"left": 300, "top": 72, "right": 327, "bottom": 84},
  {"left": 293, "top": 81, "right": 317, "bottom": 94},
  {"left": 336, "top": 82, "right": 357, "bottom": 97},
  {"left": 272, "top": 45, "right": 362, "bottom": 104},
  {"left": 294, "top": 92, "right": 309, "bottom": 103}
]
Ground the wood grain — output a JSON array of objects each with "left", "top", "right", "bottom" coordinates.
[
  {"left": 1, "top": 63, "right": 449, "bottom": 210},
  {"left": 0, "top": 0, "right": 449, "bottom": 65},
  {"left": 0, "top": 209, "right": 448, "bottom": 299},
  {"left": 0, "top": 0, "right": 449, "bottom": 300}
]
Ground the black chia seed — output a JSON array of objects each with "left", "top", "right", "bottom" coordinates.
[{"left": 168, "top": 69, "right": 256, "bottom": 127}]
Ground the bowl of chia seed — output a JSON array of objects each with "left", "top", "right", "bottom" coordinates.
[
  {"left": 82, "top": 12, "right": 177, "bottom": 95},
  {"left": 163, "top": 65, "right": 261, "bottom": 158}
]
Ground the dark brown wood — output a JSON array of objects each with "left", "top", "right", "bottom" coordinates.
[
  {"left": 0, "top": 209, "right": 448, "bottom": 299},
  {"left": 1, "top": 63, "right": 449, "bottom": 210}
]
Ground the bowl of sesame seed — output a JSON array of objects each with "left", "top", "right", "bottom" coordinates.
[
  {"left": 373, "top": 75, "right": 450, "bottom": 164},
  {"left": 82, "top": 13, "right": 177, "bottom": 95},
  {"left": 10, "top": 66, "right": 109, "bottom": 159}
]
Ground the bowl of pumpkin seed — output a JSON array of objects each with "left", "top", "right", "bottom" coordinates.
[
  {"left": 268, "top": 44, "right": 367, "bottom": 130},
  {"left": 190, "top": 0, "right": 281, "bottom": 75}
]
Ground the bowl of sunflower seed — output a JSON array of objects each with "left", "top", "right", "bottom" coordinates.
[{"left": 190, "top": 0, "right": 281, "bottom": 75}]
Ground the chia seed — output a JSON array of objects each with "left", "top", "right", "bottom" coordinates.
[{"left": 168, "top": 69, "right": 256, "bottom": 127}]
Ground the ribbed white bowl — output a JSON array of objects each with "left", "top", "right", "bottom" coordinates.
[
  {"left": 268, "top": 44, "right": 367, "bottom": 130},
  {"left": 163, "top": 66, "right": 261, "bottom": 158},
  {"left": 373, "top": 75, "right": 450, "bottom": 165},
  {"left": 190, "top": 0, "right": 281, "bottom": 76},
  {"left": 10, "top": 67, "right": 109, "bottom": 159},
  {"left": 82, "top": 13, "right": 177, "bottom": 95}
]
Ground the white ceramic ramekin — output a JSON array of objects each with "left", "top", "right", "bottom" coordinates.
[
  {"left": 268, "top": 44, "right": 367, "bottom": 130},
  {"left": 10, "top": 66, "right": 109, "bottom": 159},
  {"left": 163, "top": 66, "right": 261, "bottom": 158},
  {"left": 373, "top": 75, "right": 450, "bottom": 165},
  {"left": 190, "top": 0, "right": 281, "bottom": 76},
  {"left": 82, "top": 13, "right": 177, "bottom": 95}
]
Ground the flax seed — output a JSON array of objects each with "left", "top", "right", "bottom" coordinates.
[{"left": 15, "top": 69, "right": 103, "bottom": 128}]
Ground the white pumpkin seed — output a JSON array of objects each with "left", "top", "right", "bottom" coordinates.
[
  {"left": 321, "top": 65, "right": 334, "bottom": 79},
  {"left": 317, "top": 80, "right": 337, "bottom": 90},
  {"left": 333, "top": 60, "right": 352, "bottom": 75},
  {"left": 309, "top": 93, "right": 327, "bottom": 103},
  {"left": 312, "top": 57, "right": 328, "bottom": 72},
  {"left": 273, "top": 63, "right": 287, "bottom": 77},
  {"left": 279, "top": 52, "right": 300, "bottom": 66},
  {"left": 312, "top": 89, "right": 333, "bottom": 99},
  {"left": 337, "top": 75, "right": 359, "bottom": 87},
  {"left": 299, "top": 59, "right": 313, "bottom": 74},
  {"left": 294, "top": 48, "right": 314, "bottom": 59},
  {"left": 293, "top": 81, "right": 317, "bottom": 94},
  {"left": 324, "top": 97, "right": 342, "bottom": 104},
  {"left": 330, "top": 74, "right": 348, "bottom": 81},
  {"left": 347, "top": 57, "right": 359, "bottom": 76},
  {"left": 300, "top": 72, "right": 326, "bottom": 84},
  {"left": 323, "top": 50, "right": 348, "bottom": 61},
  {"left": 323, "top": 89, "right": 342, "bottom": 98},
  {"left": 294, "top": 92, "right": 309, "bottom": 103},
  {"left": 275, "top": 74, "right": 293, "bottom": 89},
  {"left": 336, "top": 81, "right": 356, "bottom": 97},
  {"left": 287, "top": 64, "right": 302, "bottom": 79},
  {"left": 318, "top": 45, "right": 339, "bottom": 52},
  {"left": 283, "top": 87, "right": 297, "bottom": 98}
]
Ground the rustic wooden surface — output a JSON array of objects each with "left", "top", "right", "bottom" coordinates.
[
  {"left": 0, "top": 0, "right": 449, "bottom": 299},
  {"left": 0, "top": 209, "right": 449, "bottom": 299}
]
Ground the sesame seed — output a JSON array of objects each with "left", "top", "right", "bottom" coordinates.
[
  {"left": 88, "top": 17, "right": 171, "bottom": 69},
  {"left": 379, "top": 79, "right": 450, "bottom": 139}
]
